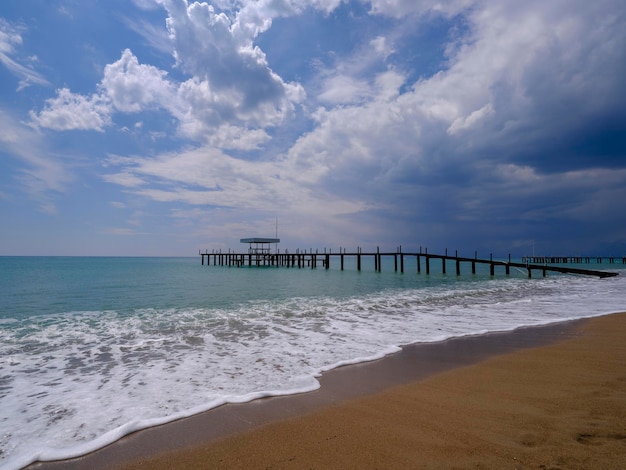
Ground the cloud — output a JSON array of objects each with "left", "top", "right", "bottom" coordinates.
[
  {"left": 101, "top": 170, "right": 147, "bottom": 188},
  {"left": 105, "top": 146, "right": 294, "bottom": 206},
  {"left": 447, "top": 103, "right": 493, "bottom": 135},
  {"left": 18, "top": 0, "right": 626, "bottom": 251},
  {"left": 370, "top": 35, "right": 394, "bottom": 60},
  {"left": 203, "top": 124, "right": 271, "bottom": 151},
  {"left": 101, "top": 49, "right": 176, "bottom": 113},
  {"left": 0, "top": 109, "right": 72, "bottom": 213},
  {"left": 102, "top": 144, "right": 369, "bottom": 236},
  {"left": 299, "top": 0, "right": 626, "bottom": 176},
  {"left": 317, "top": 75, "right": 372, "bottom": 104},
  {"left": 29, "top": 0, "right": 308, "bottom": 148},
  {"left": 121, "top": 16, "right": 174, "bottom": 56},
  {"left": 29, "top": 49, "right": 176, "bottom": 132},
  {"left": 0, "top": 18, "right": 50, "bottom": 90},
  {"left": 367, "top": 0, "right": 473, "bottom": 18},
  {"left": 29, "top": 88, "right": 112, "bottom": 131},
  {"left": 160, "top": 0, "right": 305, "bottom": 126},
  {"left": 272, "top": 0, "right": 626, "bottom": 246}
]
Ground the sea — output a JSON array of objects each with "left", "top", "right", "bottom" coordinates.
[{"left": 1, "top": 255, "right": 625, "bottom": 469}]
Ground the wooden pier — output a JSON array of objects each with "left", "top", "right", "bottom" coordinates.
[
  {"left": 199, "top": 247, "right": 620, "bottom": 279},
  {"left": 521, "top": 256, "right": 625, "bottom": 265}
]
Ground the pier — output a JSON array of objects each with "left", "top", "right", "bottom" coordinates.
[
  {"left": 199, "top": 245, "right": 620, "bottom": 279},
  {"left": 521, "top": 256, "right": 624, "bottom": 264}
]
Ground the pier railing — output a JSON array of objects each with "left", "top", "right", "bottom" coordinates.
[{"left": 199, "top": 247, "right": 621, "bottom": 279}]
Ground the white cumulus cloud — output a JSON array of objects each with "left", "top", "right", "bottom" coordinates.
[
  {"left": 29, "top": 0, "right": 308, "bottom": 148},
  {"left": 101, "top": 49, "right": 176, "bottom": 113},
  {"left": 29, "top": 88, "right": 112, "bottom": 131}
]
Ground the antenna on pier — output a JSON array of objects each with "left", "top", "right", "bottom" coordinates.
[{"left": 275, "top": 218, "right": 278, "bottom": 253}]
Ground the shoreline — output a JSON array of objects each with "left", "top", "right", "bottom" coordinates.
[{"left": 26, "top": 315, "right": 605, "bottom": 470}]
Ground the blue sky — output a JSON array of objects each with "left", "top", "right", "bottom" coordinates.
[{"left": 1, "top": 0, "right": 625, "bottom": 257}]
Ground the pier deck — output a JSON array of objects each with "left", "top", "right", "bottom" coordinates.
[{"left": 199, "top": 248, "right": 621, "bottom": 279}]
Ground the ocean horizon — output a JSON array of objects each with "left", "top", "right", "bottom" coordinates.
[{"left": 1, "top": 255, "right": 625, "bottom": 469}]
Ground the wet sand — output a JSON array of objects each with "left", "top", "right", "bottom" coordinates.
[{"left": 30, "top": 313, "right": 626, "bottom": 469}]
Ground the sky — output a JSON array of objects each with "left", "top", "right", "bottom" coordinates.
[{"left": 1, "top": 0, "right": 625, "bottom": 257}]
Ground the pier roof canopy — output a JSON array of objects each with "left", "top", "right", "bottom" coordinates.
[{"left": 240, "top": 238, "right": 280, "bottom": 244}]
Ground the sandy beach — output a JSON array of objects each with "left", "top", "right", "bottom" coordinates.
[{"left": 31, "top": 312, "right": 626, "bottom": 469}]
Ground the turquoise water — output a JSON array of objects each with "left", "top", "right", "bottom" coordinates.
[
  {"left": 1, "top": 256, "right": 624, "bottom": 469},
  {"left": 0, "top": 256, "right": 426, "bottom": 317},
  {"left": 1, "top": 255, "right": 512, "bottom": 320}
]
